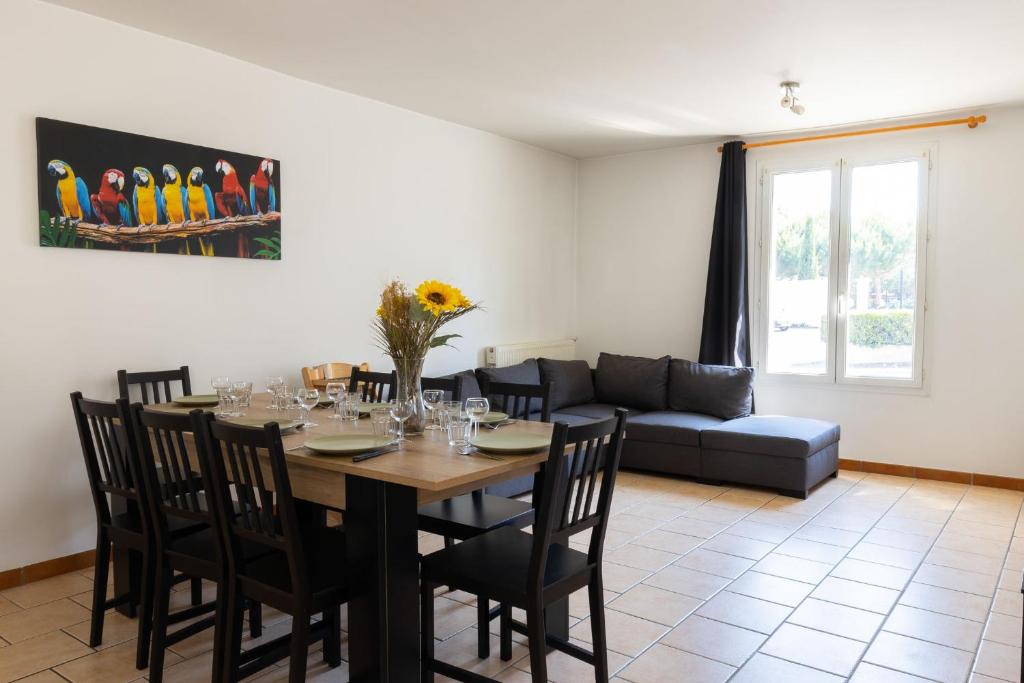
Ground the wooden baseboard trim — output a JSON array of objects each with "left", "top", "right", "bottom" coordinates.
[
  {"left": 839, "top": 458, "right": 1022, "bottom": 489},
  {"left": 0, "top": 549, "right": 95, "bottom": 591}
]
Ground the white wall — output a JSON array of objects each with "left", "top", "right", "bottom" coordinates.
[
  {"left": 578, "top": 106, "right": 1024, "bottom": 478},
  {"left": 0, "top": 1, "right": 578, "bottom": 571}
]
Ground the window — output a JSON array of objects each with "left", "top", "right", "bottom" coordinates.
[{"left": 757, "top": 148, "right": 930, "bottom": 387}]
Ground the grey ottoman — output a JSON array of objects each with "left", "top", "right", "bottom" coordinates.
[{"left": 699, "top": 416, "right": 840, "bottom": 499}]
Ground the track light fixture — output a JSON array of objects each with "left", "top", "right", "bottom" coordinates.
[{"left": 780, "top": 81, "right": 805, "bottom": 115}]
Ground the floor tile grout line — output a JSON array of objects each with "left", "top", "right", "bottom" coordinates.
[
  {"left": 859, "top": 482, "right": 1024, "bottom": 682},
  {"left": 610, "top": 476, "right": 865, "bottom": 679},
  {"left": 723, "top": 474, "right": 950, "bottom": 681}
]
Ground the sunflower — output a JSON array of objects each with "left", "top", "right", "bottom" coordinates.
[
  {"left": 456, "top": 292, "right": 471, "bottom": 308},
  {"left": 415, "top": 280, "right": 460, "bottom": 316}
]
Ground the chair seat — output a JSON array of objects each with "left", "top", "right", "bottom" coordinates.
[
  {"left": 110, "top": 510, "right": 205, "bottom": 538},
  {"left": 421, "top": 526, "right": 592, "bottom": 606},
  {"left": 240, "top": 526, "right": 348, "bottom": 612},
  {"left": 417, "top": 493, "right": 534, "bottom": 540}
]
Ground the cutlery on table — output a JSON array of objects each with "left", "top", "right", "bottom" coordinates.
[
  {"left": 483, "top": 420, "right": 516, "bottom": 430},
  {"left": 352, "top": 444, "right": 401, "bottom": 463}
]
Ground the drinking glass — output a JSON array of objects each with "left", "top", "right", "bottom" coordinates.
[
  {"left": 225, "top": 383, "right": 244, "bottom": 417},
  {"left": 440, "top": 401, "right": 461, "bottom": 430},
  {"left": 422, "top": 389, "right": 444, "bottom": 430},
  {"left": 296, "top": 388, "right": 320, "bottom": 427},
  {"left": 265, "top": 376, "right": 284, "bottom": 409},
  {"left": 389, "top": 398, "right": 415, "bottom": 442},
  {"left": 232, "top": 381, "right": 253, "bottom": 409},
  {"left": 370, "top": 407, "right": 395, "bottom": 440},
  {"left": 336, "top": 399, "right": 360, "bottom": 422},
  {"left": 211, "top": 376, "right": 231, "bottom": 416},
  {"left": 464, "top": 397, "right": 489, "bottom": 437},
  {"left": 325, "top": 382, "right": 346, "bottom": 419},
  {"left": 274, "top": 384, "right": 292, "bottom": 412},
  {"left": 447, "top": 412, "right": 472, "bottom": 453}
]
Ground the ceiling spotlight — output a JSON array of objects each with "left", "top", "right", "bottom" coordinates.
[{"left": 780, "top": 81, "right": 805, "bottom": 115}]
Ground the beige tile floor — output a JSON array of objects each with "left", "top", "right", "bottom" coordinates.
[{"left": 1, "top": 469, "right": 1022, "bottom": 682}]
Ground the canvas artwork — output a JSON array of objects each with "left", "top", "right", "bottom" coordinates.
[{"left": 35, "top": 117, "right": 281, "bottom": 259}]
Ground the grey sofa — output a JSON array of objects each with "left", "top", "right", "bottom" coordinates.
[{"left": 452, "top": 352, "right": 839, "bottom": 500}]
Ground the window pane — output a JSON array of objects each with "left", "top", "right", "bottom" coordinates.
[
  {"left": 766, "top": 170, "right": 832, "bottom": 375},
  {"left": 845, "top": 161, "right": 919, "bottom": 379}
]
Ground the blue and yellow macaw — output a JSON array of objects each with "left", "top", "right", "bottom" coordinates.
[
  {"left": 161, "top": 164, "right": 189, "bottom": 223},
  {"left": 132, "top": 167, "right": 166, "bottom": 225},
  {"left": 46, "top": 159, "right": 92, "bottom": 221},
  {"left": 187, "top": 166, "right": 216, "bottom": 256}
]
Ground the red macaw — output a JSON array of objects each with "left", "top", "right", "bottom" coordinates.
[
  {"left": 215, "top": 160, "right": 252, "bottom": 256},
  {"left": 249, "top": 158, "right": 277, "bottom": 215},
  {"left": 90, "top": 169, "right": 132, "bottom": 227}
]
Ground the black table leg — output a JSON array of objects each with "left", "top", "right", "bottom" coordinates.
[
  {"left": 109, "top": 495, "right": 141, "bottom": 617},
  {"left": 345, "top": 476, "right": 420, "bottom": 682}
]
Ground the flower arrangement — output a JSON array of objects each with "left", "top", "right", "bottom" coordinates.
[{"left": 372, "top": 279, "right": 479, "bottom": 360}]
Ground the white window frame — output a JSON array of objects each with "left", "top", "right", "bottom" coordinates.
[{"left": 754, "top": 143, "right": 934, "bottom": 391}]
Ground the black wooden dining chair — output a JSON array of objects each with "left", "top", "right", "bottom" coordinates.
[
  {"left": 421, "top": 409, "right": 628, "bottom": 682},
  {"left": 117, "top": 366, "right": 192, "bottom": 405},
  {"left": 128, "top": 405, "right": 262, "bottom": 682},
  {"left": 349, "top": 367, "right": 396, "bottom": 402},
  {"left": 417, "top": 378, "right": 552, "bottom": 658},
  {"left": 70, "top": 393, "right": 155, "bottom": 659},
  {"left": 479, "top": 377, "right": 553, "bottom": 422},
  {"left": 193, "top": 412, "right": 348, "bottom": 683},
  {"left": 421, "top": 375, "right": 464, "bottom": 402}
]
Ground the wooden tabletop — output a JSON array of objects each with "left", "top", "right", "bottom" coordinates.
[{"left": 147, "top": 394, "right": 552, "bottom": 508}]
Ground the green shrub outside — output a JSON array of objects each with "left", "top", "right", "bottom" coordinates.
[{"left": 819, "top": 310, "right": 913, "bottom": 347}]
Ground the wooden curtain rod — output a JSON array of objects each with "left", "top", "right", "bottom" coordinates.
[{"left": 717, "top": 115, "right": 987, "bottom": 152}]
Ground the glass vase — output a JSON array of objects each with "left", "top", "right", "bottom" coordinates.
[{"left": 391, "top": 356, "right": 426, "bottom": 435}]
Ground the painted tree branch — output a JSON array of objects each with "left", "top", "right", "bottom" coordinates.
[{"left": 73, "top": 212, "right": 281, "bottom": 245}]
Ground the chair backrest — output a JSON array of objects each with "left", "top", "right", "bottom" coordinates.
[
  {"left": 300, "top": 365, "right": 324, "bottom": 389},
  {"left": 321, "top": 362, "right": 368, "bottom": 380},
  {"left": 193, "top": 412, "right": 307, "bottom": 595},
  {"left": 477, "top": 378, "right": 553, "bottom": 421},
  {"left": 129, "top": 404, "right": 212, "bottom": 551},
  {"left": 70, "top": 392, "right": 142, "bottom": 528},
  {"left": 117, "top": 366, "right": 192, "bottom": 405},
  {"left": 529, "top": 410, "right": 627, "bottom": 581},
  {"left": 421, "top": 375, "right": 463, "bottom": 402},
  {"left": 350, "top": 368, "right": 396, "bottom": 402}
]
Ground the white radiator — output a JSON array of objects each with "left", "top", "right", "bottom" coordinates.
[{"left": 485, "top": 339, "right": 576, "bottom": 368}]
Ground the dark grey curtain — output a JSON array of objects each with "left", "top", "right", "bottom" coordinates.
[{"left": 698, "top": 140, "right": 751, "bottom": 367}]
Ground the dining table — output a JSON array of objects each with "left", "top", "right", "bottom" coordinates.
[{"left": 127, "top": 394, "right": 566, "bottom": 682}]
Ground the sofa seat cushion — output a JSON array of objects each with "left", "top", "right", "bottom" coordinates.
[
  {"left": 625, "top": 411, "right": 724, "bottom": 447},
  {"left": 555, "top": 403, "right": 643, "bottom": 420},
  {"left": 701, "top": 415, "right": 840, "bottom": 459},
  {"left": 534, "top": 411, "right": 606, "bottom": 427}
]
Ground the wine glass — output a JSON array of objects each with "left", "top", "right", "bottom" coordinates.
[
  {"left": 211, "top": 376, "right": 231, "bottom": 416},
  {"left": 296, "top": 388, "right": 320, "bottom": 427},
  {"left": 422, "top": 389, "right": 444, "bottom": 430},
  {"left": 264, "top": 376, "right": 284, "bottom": 409},
  {"left": 389, "top": 398, "right": 415, "bottom": 442},
  {"left": 325, "top": 382, "right": 346, "bottom": 419},
  {"left": 464, "top": 397, "right": 489, "bottom": 437}
]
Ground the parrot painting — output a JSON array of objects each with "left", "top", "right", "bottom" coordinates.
[
  {"left": 214, "top": 160, "right": 249, "bottom": 217},
  {"left": 215, "top": 159, "right": 252, "bottom": 257},
  {"left": 161, "top": 164, "right": 189, "bottom": 223},
  {"left": 132, "top": 167, "right": 166, "bottom": 225},
  {"left": 249, "top": 158, "right": 277, "bottom": 214},
  {"left": 90, "top": 169, "right": 132, "bottom": 227},
  {"left": 186, "top": 166, "right": 217, "bottom": 256},
  {"left": 46, "top": 160, "right": 92, "bottom": 221}
]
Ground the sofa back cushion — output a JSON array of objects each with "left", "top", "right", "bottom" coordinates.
[
  {"left": 594, "top": 353, "right": 670, "bottom": 410},
  {"left": 669, "top": 358, "right": 754, "bottom": 420},
  {"left": 538, "top": 358, "right": 595, "bottom": 410},
  {"left": 475, "top": 359, "right": 543, "bottom": 413}
]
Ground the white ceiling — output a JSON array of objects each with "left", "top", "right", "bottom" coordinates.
[{"left": 42, "top": 0, "right": 1024, "bottom": 158}]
